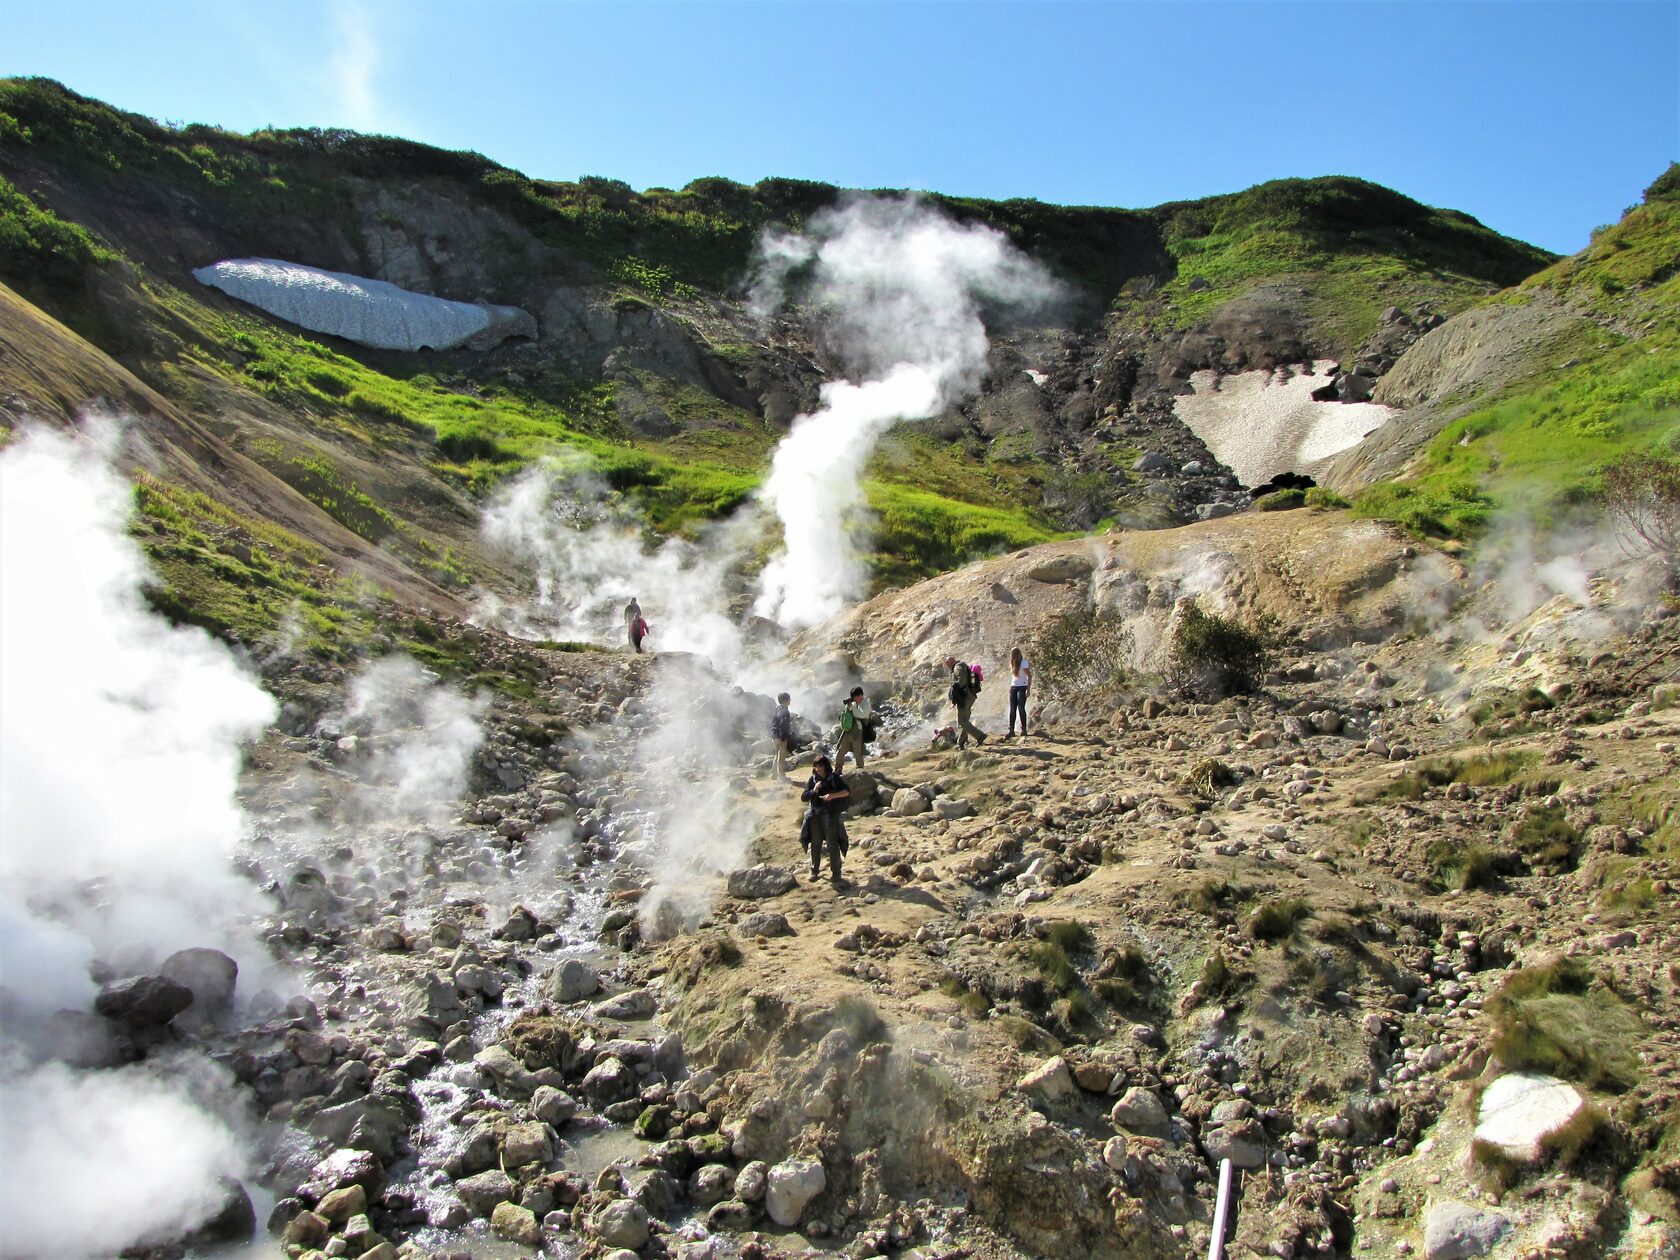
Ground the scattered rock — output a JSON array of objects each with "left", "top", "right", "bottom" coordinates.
[
  {"left": 491, "top": 1200, "right": 542, "bottom": 1246},
  {"left": 1110, "top": 1087, "right": 1169, "bottom": 1133},
  {"left": 727, "top": 865, "right": 796, "bottom": 899},
  {"left": 1424, "top": 1201, "right": 1511, "bottom": 1260},
  {"left": 93, "top": 974, "right": 193, "bottom": 1027},
  {"left": 591, "top": 1199, "right": 651, "bottom": 1249},
  {"left": 1018, "top": 1055, "right": 1075, "bottom": 1100},
  {"left": 547, "top": 958, "right": 601, "bottom": 1003}
]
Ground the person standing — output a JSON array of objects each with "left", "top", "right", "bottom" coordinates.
[
  {"left": 624, "top": 597, "right": 646, "bottom": 652},
  {"left": 800, "top": 754, "right": 851, "bottom": 884},
  {"left": 770, "top": 692, "right": 795, "bottom": 777},
  {"left": 1007, "top": 646, "right": 1032, "bottom": 737},
  {"left": 629, "top": 614, "right": 649, "bottom": 654},
  {"left": 835, "top": 686, "right": 871, "bottom": 773},
  {"left": 943, "top": 656, "right": 987, "bottom": 749}
]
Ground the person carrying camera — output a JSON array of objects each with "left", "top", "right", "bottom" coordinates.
[{"left": 800, "top": 753, "right": 851, "bottom": 885}]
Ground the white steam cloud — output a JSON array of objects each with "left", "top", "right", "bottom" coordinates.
[
  {"left": 0, "top": 421, "right": 273, "bottom": 1257},
  {"left": 750, "top": 198, "right": 1061, "bottom": 628}
]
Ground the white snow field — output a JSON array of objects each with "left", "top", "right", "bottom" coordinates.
[
  {"left": 1173, "top": 360, "right": 1394, "bottom": 487},
  {"left": 193, "top": 258, "right": 534, "bottom": 352}
]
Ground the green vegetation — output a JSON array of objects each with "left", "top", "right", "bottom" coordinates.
[
  {"left": 1254, "top": 487, "right": 1306, "bottom": 511},
  {"left": 1247, "top": 896, "right": 1313, "bottom": 941},
  {"left": 1485, "top": 956, "right": 1644, "bottom": 1090},
  {"left": 1508, "top": 805, "right": 1581, "bottom": 868},
  {"left": 863, "top": 480, "right": 1060, "bottom": 588},
  {"left": 1303, "top": 486, "right": 1351, "bottom": 510},
  {"left": 1091, "top": 944, "right": 1159, "bottom": 1015},
  {"left": 1426, "top": 839, "right": 1504, "bottom": 891},
  {"left": 1377, "top": 750, "right": 1540, "bottom": 801},
  {"left": 1028, "top": 605, "right": 1135, "bottom": 701},
  {"left": 1164, "top": 600, "right": 1276, "bottom": 699},
  {"left": 938, "top": 974, "right": 992, "bottom": 1019},
  {"left": 0, "top": 173, "right": 116, "bottom": 292},
  {"left": 1470, "top": 686, "right": 1555, "bottom": 733}
]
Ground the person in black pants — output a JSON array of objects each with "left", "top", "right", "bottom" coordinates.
[
  {"left": 800, "top": 754, "right": 851, "bottom": 884},
  {"left": 1007, "top": 646, "right": 1032, "bottom": 737}
]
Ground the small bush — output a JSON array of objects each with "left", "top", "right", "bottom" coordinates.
[
  {"left": 1601, "top": 452, "right": 1680, "bottom": 581},
  {"left": 938, "top": 975, "right": 992, "bottom": 1018},
  {"left": 1508, "top": 806, "right": 1581, "bottom": 868},
  {"left": 1028, "top": 942, "right": 1079, "bottom": 994},
  {"left": 1426, "top": 840, "right": 1505, "bottom": 891},
  {"left": 1194, "top": 949, "right": 1251, "bottom": 1003},
  {"left": 1303, "top": 487, "right": 1351, "bottom": 510},
  {"left": 1255, "top": 487, "right": 1307, "bottom": 511},
  {"left": 1470, "top": 687, "right": 1555, "bottom": 731},
  {"left": 1178, "top": 877, "right": 1250, "bottom": 915},
  {"left": 1164, "top": 600, "right": 1276, "bottom": 699},
  {"left": 1247, "top": 897, "right": 1313, "bottom": 941},
  {"left": 1046, "top": 920, "right": 1094, "bottom": 954},
  {"left": 1030, "top": 606, "right": 1135, "bottom": 702}
]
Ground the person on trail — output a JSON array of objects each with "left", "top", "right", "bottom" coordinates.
[
  {"left": 944, "top": 656, "right": 987, "bottom": 749},
  {"left": 835, "top": 686, "right": 872, "bottom": 773},
  {"left": 770, "top": 692, "right": 795, "bottom": 776},
  {"left": 629, "top": 614, "right": 649, "bottom": 654},
  {"left": 624, "top": 596, "right": 642, "bottom": 627},
  {"left": 1007, "top": 646, "right": 1032, "bottom": 737},
  {"left": 800, "top": 754, "right": 851, "bottom": 885}
]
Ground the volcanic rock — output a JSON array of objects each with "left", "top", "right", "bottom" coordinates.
[
  {"left": 766, "top": 1158, "right": 826, "bottom": 1226},
  {"left": 728, "top": 865, "right": 797, "bottom": 898},
  {"left": 94, "top": 974, "right": 193, "bottom": 1027},
  {"left": 547, "top": 958, "right": 601, "bottom": 1003},
  {"left": 591, "top": 1199, "right": 651, "bottom": 1249},
  {"left": 456, "top": 1169, "right": 518, "bottom": 1217},
  {"left": 1110, "top": 1087, "right": 1169, "bottom": 1133}
]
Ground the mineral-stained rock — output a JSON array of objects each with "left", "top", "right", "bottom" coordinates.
[
  {"left": 501, "top": 1121, "right": 557, "bottom": 1168},
  {"left": 582, "top": 1056, "right": 639, "bottom": 1104},
  {"left": 1473, "top": 1072, "right": 1589, "bottom": 1163},
  {"left": 491, "top": 1200, "right": 542, "bottom": 1246},
  {"left": 1424, "top": 1201, "right": 1511, "bottom": 1260},
  {"left": 456, "top": 1169, "right": 518, "bottom": 1217},
  {"left": 1202, "top": 1118, "right": 1267, "bottom": 1168},
  {"left": 591, "top": 1198, "right": 651, "bottom": 1249},
  {"left": 314, "top": 1184, "right": 367, "bottom": 1224},
  {"left": 735, "top": 1160, "right": 769, "bottom": 1202},
  {"left": 400, "top": 972, "right": 468, "bottom": 1034},
  {"left": 281, "top": 1209, "right": 329, "bottom": 1248},
  {"left": 532, "top": 1084, "right": 579, "bottom": 1127},
  {"left": 766, "top": 1158, "right": 826, "bottom": 1227},
  {"left": 727, "top": 865, "right": 796, "bottom": 899},
  {"left": 475, "top": 1044, "right": 541, "bottom": 1096},
  {"left": 689, "top": 1163, "right": 736, "bottom": 1207},
  {"left": 94, "top": 974, "right": 193, "bottom": 1027}
]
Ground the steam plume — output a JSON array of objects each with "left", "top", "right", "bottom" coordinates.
[{"left": 750, "top": 198, "right": 1061, "bottom": 628}]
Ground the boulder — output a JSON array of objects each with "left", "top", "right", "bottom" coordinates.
[
  {"left": 94, "top": 974, "right": 193, "bottom": 1027},
  {"left": 592, "top": 989, "right": 656, "bottom": 1021},
  {"left": 473, "top": 1045, "right": 541, "bottom": 1097},
  {"left": 1133, "top": 452, "right": 1175, "bottom": 474},
  {"left": 735, "top": 1160, "right": 769, "bottom": 1202},
  {"left": 455, "top": 1169, "right": 518, "bottom": 1217},
  {"left": 298, "top": 1149, "right": 385, "bottom": 1201},
  {"left": 1074, "top": 1061, "right": 1118, "bottom": 1093},
  {"left": 491, "top": 1201, "right": 542, "bottom": 1246},
  {"left": 727, "top": 865, "right": 796, "bottom": 899},
  {"left": 546, "top": 958, "right": 601, "bottom": 1003},
  {"left": 591, "top": 1199, "right": 651, "bottom": 1249},
  {"left": 314, "top": 1184, "right": 367, "bottom": 1225},
  {"left": 1473, "top": 1072, "right": 1589, "bottom": 1163},
  {"left": 1424, "top": 1201, "right": 1511, "bottom": 1260},
  {"left": 737, "top": 911, "right": 794, "bottom": 938},
  {"left": 891, "top": 788, "right": 932, "bottom": 817},
  {"left": 582, "top": 1056, "right": 639, "bottom": 1105},
  {"left": 1026, "top": 554, "right": 1093, "bottom": 584},
  {"left": 1018, "top": 1056, "right": 1075, "bottom": 1101},
  {"left": 500, "top": 1121, "right": 556, "bottom": 1168},
  {"left": 765, "top": 1158, "right": 827, "bottom": 1227},
  {"left": 1203, "top": 1118, "right": 1267, "bottom": 1168},
  {"left": 43, "top": 1009, "right": 138, "bottom": 1068},
  {"left": 1109, "top": 1087, "right": 1169, "bottom": 1134},
  {"left": 401, "top": 972, "right": 469, "bottom": 1034},
  {"left": 932, "top": 797, "right": 975, "bottom": 820},
  {"left": 158, "top": 948, "right": 239, "bottom": 1012},
  {"left": 178, "top": 1177, "right": 256, "bottom": 1250},
  {"left": 531, "top": 1085, "right": 579, "bottom": 1127}
]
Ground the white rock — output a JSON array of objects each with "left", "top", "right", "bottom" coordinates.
[
  {"left": 891, "top": 787, "right": 931, "bottom": 816},
  {"left": 932, "top": 797, "right": 975, "bottom": 820},
  {"left": 765, "top": 1158, "right": 826, "bottom": 1227},
  {"left": 1473, "top": 1072, "right": 1588, "bottom": 1163},
  {"left": 1424, "top": 1201, "right": 1511, "bottom": 1260},
  {"left": 1018, "top": 1055, "right": 1075, "bottom": 1100}
]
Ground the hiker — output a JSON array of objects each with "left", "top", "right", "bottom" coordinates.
[
  {"left": 944, "top": 656, "right": 987, "bottom": 749},
  {"left": 1007, "top": 646, "right": 1032, "bottom": 737},
  {"left": 835, "top": 686, "right": 872, "bottom": 772},
  {"left": 770, "top": 691, "right": 795, "bottom": 776},
  {"left": 800, "top": 753, "right": 851, "bottom": 884},
  {"left": 629, "top": 613, "right": 649, "bottom": 654},
  {"left": 624, "top": 596, "right": 642, "bottom": 629}
]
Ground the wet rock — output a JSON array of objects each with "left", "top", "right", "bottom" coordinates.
[
  {"left": 1026, "top": 554, "right": 1092, "bottom": 583},
  {"left": 735, "top": 1160, "right": 769, "bottom": 1202},
  {"left": 179, "top": 1177, "right": 256, "bottom": 1250},
  {"left": 592, "top": 989, "right": 656, "bottom": 1021},
  {"left": 401, "top": 973, "right": 469, "bottom": 1035},
  {"left": 689, "top": 1163, "right": 736, "bottom": 1207},
  {"left": 1110, "top": 1087, "right": 1169, "bottom": 1134},
  {"left": 282, "top": 1209, "right": 330, "bottom": 1248},
  {"left": 456, "top": 1169, "right": 518, "bottom": 1217},
  {"left": 628, "top": 1167, "right": 681, "bottom": 1214},
  {"left": 737, "top": 911, "right": 793, "bottom": 938},
  {"left": 474, "top": 1044, "right": 541, "bottom": 1096},
  {"left": 583, "top": 1056, "right": 639, "bottom": 1104},
  {"left": 1424, "top": 1201, "right": 1511, "bottom": 1260},
  {"left": 707, "top": 1199, "right": 757, "bottom": 1230},
  {"left": 94, "top": 974, "right": 193, "bottom": 1027},
  {"left": 299, "top": 1149, "right": 385, "bottom": 1201},
  {"left": 727, "top": 865, "right": 796, "bottom": 899},
  {"left": 443, "top": 1125, "right": 498, "bottom": 1178},
  {"left": 491, "top": 1200, "right": 542, "bottom": 1246},
  {"left": 501, "top": 1121, "right": 556, "bottom": 1168},
  {"left": 546, "top": 958, "right": 600, "bottom": 1003},
  {"left": 315, "top": 1184, "right": 367, "bottom": 1224},
  {"left": 532, "top": 1084, "right": 579, "bottom": 1127},
  {"left": 766, "top": 1157, "right": 826, "bottom": 1226},
  {"left": 591, "top": 1199, "right": 651, "bottom": 1249},
  {"left": 158, "top": 947, "right": 238, "bottom": 1014},
  {"left": 1473, "top": 1072, "right": 1588, "bottom": 1163},
  {"left": 454, "top": 963, "right": 503, "bottom": 1000}
]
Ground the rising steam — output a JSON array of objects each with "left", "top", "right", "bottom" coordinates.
[{"left": 750, "top": 198, "right": 1062, "bottom": 628}]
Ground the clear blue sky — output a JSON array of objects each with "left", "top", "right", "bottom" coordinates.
[{"left": 4, "top": 1, "right": 1676, "bottom": 255}]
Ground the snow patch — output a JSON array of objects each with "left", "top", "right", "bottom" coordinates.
[
  {"left": 1173, "top": 361, "right": 1394, "bottom": 487},
  {"left": 194, "top": 258, "right": 534, "bottom": 352}
]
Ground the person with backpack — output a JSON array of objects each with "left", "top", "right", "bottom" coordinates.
[
  {"left": 1005, "top": 647, "right": 1032, "bottom": 737},
  {"left": 770, "top": 692, "right": 795, "bottom": 776},
  {"left": 800, "top": 754, "right": 851, "bottom": 885},
  {"left": 943, "top": 655, "right": 987, "bottom": 749},
  {"left": 629, "top": 614, "right": 649, "bottom": 653},
  {"left": 835, "top": 686, "right": 871, "bottom": 772}
]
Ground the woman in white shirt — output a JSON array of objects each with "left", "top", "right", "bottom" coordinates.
[{"left": 1007, "top": 647, "right": 1031, "bottom": 737}]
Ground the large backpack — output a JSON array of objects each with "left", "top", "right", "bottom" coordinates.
[
  {"left": 949, "top": 662, "right": 977, "bottom": 704},
  {"left": 839, "top": 705, "right": 857, "bottom": 734}
]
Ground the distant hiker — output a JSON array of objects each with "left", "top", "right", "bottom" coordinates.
[
  {"left": 1007, "top": 646, "right": 1032, "bottom": 737},
  {"left": 835, "top": 686, "right": 872, "bottom": 772},
  {"left": 624, "top": 596, "right": 642, "bottom": 628},
  {"left": 629, "top": 615, "right": 649, "bottom": 653},
  {"left": 771, "top": 692, "right": 795, "bottom": 776},
  {"left": 800, "top": 754, "right": 851, "bottom": 884},
  {"left": 944, "top": 655, "right": 987, "bottom": 749}
]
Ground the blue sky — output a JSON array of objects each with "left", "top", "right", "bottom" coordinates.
[{"left": 4, "top": 1, "right": 1676, "bottom": 254}]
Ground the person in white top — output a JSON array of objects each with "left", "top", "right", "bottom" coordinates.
[{"left": 1007, "top": 646, "right": 1032, "bottom": 737}]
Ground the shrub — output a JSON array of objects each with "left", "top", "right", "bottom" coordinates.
[
  {"left": 1602, "top": 452, "right": 1680, "bottom": 582},
  {"left": 1508, "top": 805, "right": 1580, "bottom": 868},
  {"left": 1030, "top": 605, "right": 1135, "bottom": 702},
  {"left": 1164, "top": 600, "right": 1275, "bottom": 699},
  {"left": 1426, "top": 840, "right": 1504, "bottom": 891},
  {"left": 1486, "top": 956, "right": 1643, "bottom": 1090},
  {"left": 1247, "top": 897, "right": 1313, "bottom": 941},
  {"left": 1304, "top": 486, "right": 1352, "bottom": 510},
  {"left": 1255, "top": 487, "right": 1306, "bottom": 511}
]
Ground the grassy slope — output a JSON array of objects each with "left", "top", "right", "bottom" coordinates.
[{"left": 1347, "top": 167, "right": 1680, "bottom": 538}]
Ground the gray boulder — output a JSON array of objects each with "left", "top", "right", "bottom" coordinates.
[
  {"left": 765, "top": 1158, "right": 826, "bottom": 1227},
  {"left": 591, "top": 1199, "right": 651, "bottom": 1249},
  {"left": 592, "top": 989, "right": 656, "bottom": 1021},
  {"left": 1424, "top": 1201, "right": 1511, "bottom": 1260},
  {"left": 727, "top": 865, "right": 796, "bottom": 899},
  {"left": 455, "top": 1169, "right": 518, "bottom": 1217},
  {"left": 546, "top": 958, "right": 600, "bottom": 1003},
  {"left": 737, "top": 911, "right": 794, "bottom": 938},
  {"left": 891, "top": 787, "right": 931, "bottom": 817},
  {"left": 159, "top": 948, "right": 238, "bottom": 1012},
  {"left": 1109, "top": 1087, "right": 1169, "bottom": 1133},
  {"left": 94, "top": 974, "right": 193, "bottom": 1027}
]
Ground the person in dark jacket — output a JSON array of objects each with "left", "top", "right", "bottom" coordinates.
[
  {"left": 770, "top": 692, "right": 794, "bottom": 776},
  {"left": 800, "top": 754, "right": 851, "bottom": 884}
]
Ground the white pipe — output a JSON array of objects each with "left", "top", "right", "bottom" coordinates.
[{"left": 1207, "top": 1157, "right": 1235, "bottom": 1260}]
